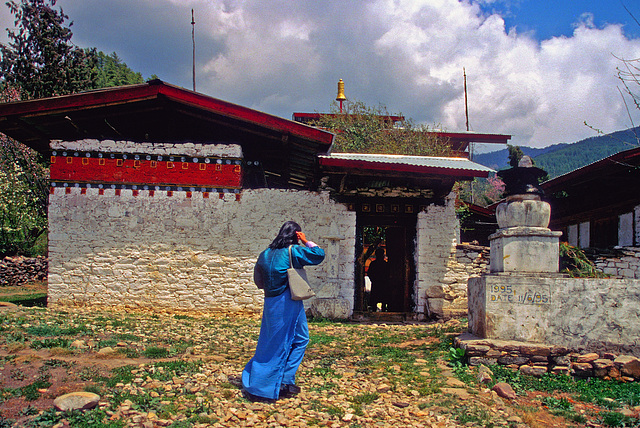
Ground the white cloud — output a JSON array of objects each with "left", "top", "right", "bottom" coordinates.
[{"left": 5, "top": 0, "right": 640, "bottom": 148}]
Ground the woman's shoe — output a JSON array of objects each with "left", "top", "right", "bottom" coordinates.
[
  {"left": 243, "top": 390, "right": 276, "bottom": 403},
  {"left": 279, "top": 384, "right": 301, "bottom": 398}
]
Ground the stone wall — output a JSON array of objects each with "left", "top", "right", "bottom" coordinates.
[
  {"left": 0, "top": 256, "right": 48, "bottom": 286},
  {"left": 456, "top": 333, "right": 640, "bottom": 381},
  {"left": 48, "top": 139, "right": 356, "bottom": 316},
  {"left": 587, "top": 247, "right": 640, "bottom": 279},
  {"left": 49, "top": 187, "right": 356, "bottom": 314},
  {"left": 415, "top": 193, "right": 489, "bottom": 320},
  {"left": 468, "top": 275, "right": 640, "bottom": 356}
]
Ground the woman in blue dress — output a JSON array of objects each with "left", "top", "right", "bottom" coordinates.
[{"left": 242, "top": 221, "right": 325, "bottom": 402}]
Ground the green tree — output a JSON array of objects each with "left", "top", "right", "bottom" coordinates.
[
  {"left": 313, "top": 100, "right": 452, "bottom": 156},
  {"left": 93, "top": 51, "right": 144, "bottom": 88},
  {"left": 0, "top": 0, "right": 98, "bottom": 100},
  {"left": 0, "top": 2, "right": 149, "bottom": 256},
  {"left": 507, "top": 144, "right": 524, "bottom": 167}
]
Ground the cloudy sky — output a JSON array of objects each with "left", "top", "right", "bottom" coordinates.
[{"left": 2, "top": 0, "right": 640, "bottom": 151}]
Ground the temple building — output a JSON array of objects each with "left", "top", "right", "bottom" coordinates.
[{"left": 0, "top": 80, "right": 510, "bottom": 319}]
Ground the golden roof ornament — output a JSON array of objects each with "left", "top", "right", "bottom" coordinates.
[{"left": 336, "top": 79, "right": 346, "bottom": 112}]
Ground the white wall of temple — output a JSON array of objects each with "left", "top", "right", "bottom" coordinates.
[
  {"left": 48, "top": 187, "right": 356, "bottom": 313},
  {"left": 47, "top": 139, "right": 356, "bottom": 314},
  {"left": 414, "top": 192, "right": 462, "bottom": 319}
]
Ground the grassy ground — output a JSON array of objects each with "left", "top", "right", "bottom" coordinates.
[{"left": 0, "top": 286, "right": 638, "bottom": 427}]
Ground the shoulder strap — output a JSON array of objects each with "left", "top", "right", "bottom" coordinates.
[{"left": 288, "top": 245, "right": 293, "bottom": 268}]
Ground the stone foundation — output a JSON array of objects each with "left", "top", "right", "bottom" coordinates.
[
  {"left": 468, "top": 274, "right": 640, "bottom": 356},
  {"left": 456, "top": 333, "right": 640, "bottom": 382},
  {"left": 587, "top": 247, "right": 640, "bottom": 279},
  {"left": 0, "top": 256, "right": 48, "bottom": 286}
]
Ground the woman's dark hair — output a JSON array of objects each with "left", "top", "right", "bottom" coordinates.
[{"left": 269, "top": 221, "right": 301, "bottom": 249}]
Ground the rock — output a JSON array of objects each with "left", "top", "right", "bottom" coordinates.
[
  {"left": 572, "top": 362, "right": 593, "bottom": 377},
  {"left": 614, "top": 355, "right": 640, "bottom": 378},
  {"left": 577, "top": 353, "right": 600, "bottom": 363},
  {"left": 519, "top": 365, "right": 547, "bottom": 376},
  {"left": 477, "top": 365, "right": 494, "bottom": 384},
  {"left": 71, "top": 340, "right": 86, "bottom": 349},
  {"left": 620, "top": 408, "right": 635, "bottom": 417},
  {"left": 551, "top": 366, "right": 570, "bottom": 375},
  {"left": 342, "top": 413, "right": 354, "bottom": 422},
  {"left": 376, "top": 384, "right": 391, "bottom": 393},
  {"left": 468, "top": 357, "right": 497, "bottom": 366},
  {"left": 593, "top": 359, "right": 614, "bottom": 369},
  {"left": 98, "top": 347, "right": 116, "bottom": 355},
  {"left": 519, "top": 344, "right": 551, "bottom": 356},
  {"left": 609, "top": 367, "right": 621, "bottom": 379},
  {"left": 445, "top": 377, "right": 467, "bottom": 388},
  {"left": 0, "top": 301, "right": 18, "bottom": 309},
  {"left": 552, "top": 355, "right": 571, "bottom": 366},
  {"left": 54, "top": 392, "right": 100, "bottom": 411},
  {"left": 498, "top": 355, "right": 530, "bottom": 366},
  {"left": 393, "top": 401, "right": 410, "bottom": 408},
  {"left": 492, "top": 382, "right": 517, "bottom": 400},
  {"left": 440, "top": 388, "right": 472, "bottom": 399}
]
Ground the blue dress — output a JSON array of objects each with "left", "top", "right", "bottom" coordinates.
[{"left": 242, "top": 244, "right": 325, "bottom": 400}]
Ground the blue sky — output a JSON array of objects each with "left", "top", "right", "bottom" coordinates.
[
  {"left": 481, "top": 1, "right": 640, "bottom": 40},
  {"left": 2, "top": 0, "right": 640, "bottom": 150}
]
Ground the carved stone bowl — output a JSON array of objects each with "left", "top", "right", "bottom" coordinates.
[{"left": 496, "top": 198, "right": 550, "bottom": 228}]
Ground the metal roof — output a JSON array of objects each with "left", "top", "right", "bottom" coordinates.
[{"left": 318, "top": 152, "right": 495, "bottom": 178}]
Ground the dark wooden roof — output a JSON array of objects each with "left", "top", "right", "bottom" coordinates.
[
  {"left": 541, "top": 146, "right": 640, "bottom": 226},
  {"left": 0, "top": 80, "right": 334, "bottom": 189}
]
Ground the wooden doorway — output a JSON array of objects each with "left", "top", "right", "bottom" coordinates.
[{"left": 354, "top": 214, "right": 416, "bottom": 314}]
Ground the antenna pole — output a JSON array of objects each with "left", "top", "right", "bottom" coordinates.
[
  {"left": 464, "top": 68, "right": 469, "bottom": 132},
  {"left": 192, "top": 9, "right": 196, "bottom": 92}
]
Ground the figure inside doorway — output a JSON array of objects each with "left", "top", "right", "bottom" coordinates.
[{"left": 367, "top": 248, "right": 390, "bottom": 311}]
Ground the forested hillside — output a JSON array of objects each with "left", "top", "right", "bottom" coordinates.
[{"left": 473, "top": 127, "right": 640, "bottom": 178}]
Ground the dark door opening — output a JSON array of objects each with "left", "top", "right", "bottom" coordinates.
[{"left": 355, "top": 215, "right": 416, "bottom": 313}]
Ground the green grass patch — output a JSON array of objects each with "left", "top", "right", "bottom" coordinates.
[
  {"left": 309, "top": 331, "right": 339, "bottom": 346},
  {"left": 492, "top": 364, "right": 640, "bottom": 408},
  {"left": 26, "top": 407, "right": 125, "bottom": 428},
  {"left": 452, "top": 403, "right": 494, "bottom": 427},
  {"left": 597, "top": 411, "right": 640, "bottom": 427},
  {"left": 30, "top": 337, "right": 70, "bottom": 349},
  {"left": 142, "top": 346, "right": 169, "bottom": 358},
  {"left": 349, "top": 392, "right": 379, "bottom": 405},
  {"left": 0, "top": 293, "right": 47, "bottom": 306}
]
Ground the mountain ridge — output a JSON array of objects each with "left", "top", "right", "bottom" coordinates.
[{"left": 472, "top": 127, "right": 640, "bottom": 178}]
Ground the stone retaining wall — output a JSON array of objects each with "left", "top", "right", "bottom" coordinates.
[
  {"left": 468, "top": 275, "right": 640, "bottom": 356},
  {"left": 420, "top": 237, "right": 489, "bottom": 320},
  {"left": 0, "top": 256, "right": 48, "bottom": 286},
  {"left": 587, "top": 247, "right": 640, "bottom": 279},
  {"left": 456, "top": 333, "right": 640, "bottom": 382}
]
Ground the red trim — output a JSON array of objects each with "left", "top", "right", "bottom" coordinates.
[
  {"left": 50, "top": 156, "right": 242, "bottom": 188},
  {"left": 432, "top": 132, "right": 511, "bottom": 144},
  {"left": 319, "top": 157, "right": 489, "bottom": 178}
]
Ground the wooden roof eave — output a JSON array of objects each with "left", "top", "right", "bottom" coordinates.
[{"left": 0, "top": 80, "right": 335, "bottom": 153}]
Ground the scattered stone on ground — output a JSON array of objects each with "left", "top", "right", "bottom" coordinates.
[
  {"left": 0, "top": 300, "right": 629, "bottom": 427},
  {"left": 53, "top": 391, "right": 100, "bottom": 411}
]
